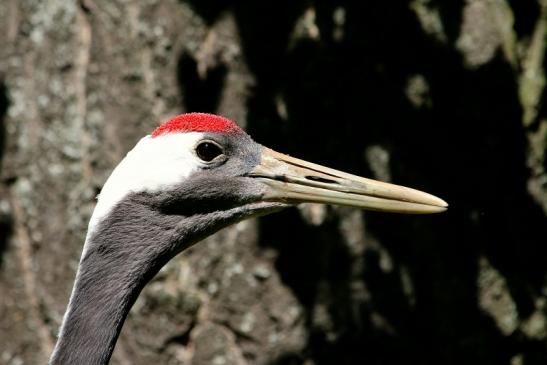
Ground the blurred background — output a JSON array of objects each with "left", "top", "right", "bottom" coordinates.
[{"left": 1, "top": 0, "right": 547, "bottom": 364}]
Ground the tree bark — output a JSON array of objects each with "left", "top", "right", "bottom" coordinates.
[{"left": 1, "top": 0, "right": 546, "bottom": 364}]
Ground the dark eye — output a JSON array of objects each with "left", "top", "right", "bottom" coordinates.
[{"left": 196, "top": 141, "right": 224, "bottom": 162}]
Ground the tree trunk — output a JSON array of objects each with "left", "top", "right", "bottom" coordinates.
[{"left": 1, "top": 0, "right": 546, "bottom": 364}]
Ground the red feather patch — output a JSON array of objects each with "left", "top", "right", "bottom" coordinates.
[{"left": 151, "top": 113, "right": 243, "bottom": 137}]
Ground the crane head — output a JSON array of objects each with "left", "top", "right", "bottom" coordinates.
[{"left": 89, "top": 113, "right": 446, "bottom": 242}]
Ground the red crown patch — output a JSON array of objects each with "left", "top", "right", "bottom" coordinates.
[{"left": 152, "top": 113, "right": 243, "bottom": 137}]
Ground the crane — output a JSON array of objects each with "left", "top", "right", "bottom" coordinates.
[{"left": 49, "top": 113, "right": 447, "bottom": 364}]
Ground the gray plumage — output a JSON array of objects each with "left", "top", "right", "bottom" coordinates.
[
  {"left": 50, "top": 132, "right": 285, "bottom": 364},
  {"left": 49, "top": 122, "right": 447, "bottom": 365}
]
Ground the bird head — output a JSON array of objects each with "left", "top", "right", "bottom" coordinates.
[{"left": 86, "top": 113, "right": 446, "bottom": 257}]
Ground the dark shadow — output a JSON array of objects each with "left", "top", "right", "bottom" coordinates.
[
  {"left": 0, "top": 79, "right": 7, "bottom": 170},
  {"left": 258, "top": 208, "right": 349, "bottom": 309},
  {"left": 0, "top": 78, "right": 12, "bottom": 266},
  {"left": 180, "top": 0, "right": 232, "bottom": 25},
  {"left": 509, "top": 0, "right": 540, "bottom": 37},
  {"left": 265, "top": 352, "right": 306, "bottom": 365},
  {"left": 177, "top": 53, "right": 227, "bottom": 113},
  {"left": 180, "top": 0, "right": 547, "bottom": 364}
]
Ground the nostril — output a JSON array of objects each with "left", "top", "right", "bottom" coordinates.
[
  {"left": 305, "top": 176, "right": 338, "bottom": 184},
  {"left": 275, "top": 175, "right": 289, "bottom": 182}
]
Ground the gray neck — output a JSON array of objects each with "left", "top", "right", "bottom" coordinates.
[
  {"left": 49, "top": 187, "right": 283, "bottom": 365},
  {"left": 49, "top": 252, "right": 144, "bottom": 365},
  {"left": 49, "top": 197, "right": 181, "bottom": 365}
]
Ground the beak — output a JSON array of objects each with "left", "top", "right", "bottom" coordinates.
[{"left": 249, "top": 148, "right": 448, "bottom": 214}]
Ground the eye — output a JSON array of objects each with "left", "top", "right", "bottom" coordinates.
[{"left": 195, "top": 141, "right": 224, "bottom": 162}]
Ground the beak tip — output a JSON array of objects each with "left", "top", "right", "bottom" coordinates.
[
  {"left": 423, "top": 192, "right": 448, "bottom": 210},
  {"left": 412, "top": 193, "right": 448, "bottom": 214},
  {"left": 438, "top": 198, "right": 449, "bottom": 209},
  {"left": 430, "top": 197, "right": 448, "bottom": 213}
]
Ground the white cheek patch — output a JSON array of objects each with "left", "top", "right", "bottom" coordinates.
[{"left": 86, "top": 132, "right": 206, "bottom": 240}]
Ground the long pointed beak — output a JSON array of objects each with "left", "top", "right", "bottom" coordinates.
[{"left": 249, "top": 148, "right": 448, "bottom": 214}]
